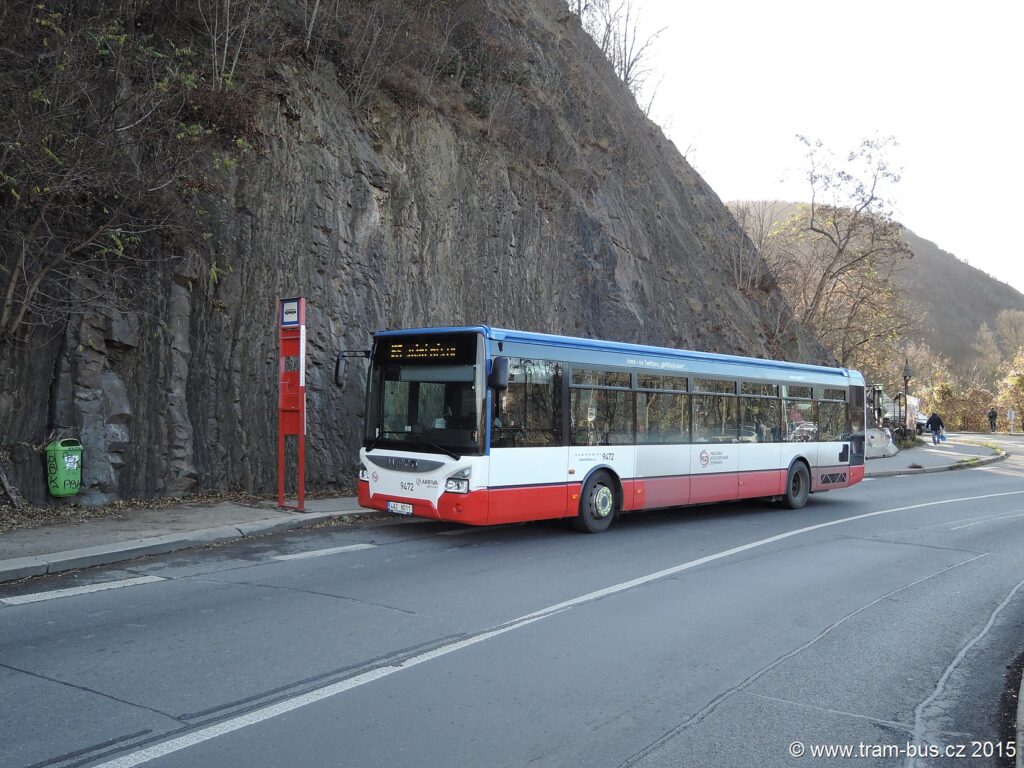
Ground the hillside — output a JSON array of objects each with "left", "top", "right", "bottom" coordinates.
[
  {"left": 729, "top": 202, "right": 1024, "bottom": 364},
  {"left": 895, "top": 230, "right": 1024, "bottom": 361},
  {"left": 0, "top": 1, "right": 825, "bottom": 506}
]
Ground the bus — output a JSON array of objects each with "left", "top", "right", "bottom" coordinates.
[{"left": 347, "top": 326, "right": 866, "bottom": 532}]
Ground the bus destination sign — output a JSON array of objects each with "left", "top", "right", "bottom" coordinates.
[
  {"left": 386, "top": 340, "right": 460, "bottom": 361},
  {"left": 376, "top": 332, "right": 475, "bottom": 366},
  {"left": 379, "top": 332, "right": 478, "bottom": 366}
]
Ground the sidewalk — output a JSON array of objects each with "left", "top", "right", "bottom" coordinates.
[
  {"left": 0, "top": 438, "right": 1009, "bottom": 584},
  {"left": 0, "top": 496, "right": 367, "bottom": 583},
  {"left": 864, "top": 436, "right": 1006, "bottom": 478}
]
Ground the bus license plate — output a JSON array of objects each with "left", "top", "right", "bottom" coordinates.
[{"left": 387, "top": 501, "right": 413, "bottom": 515}]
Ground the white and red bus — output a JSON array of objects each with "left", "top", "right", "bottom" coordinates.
[{"left": 350, "top": 326, "right": 866, "bottom": 532}]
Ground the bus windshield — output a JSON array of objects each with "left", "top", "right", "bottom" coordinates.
[{"left": 364, "top": 333, "right": 483, "bottom": 456}]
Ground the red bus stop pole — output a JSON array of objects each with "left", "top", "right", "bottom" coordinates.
[{"left": 278, "top": 297, "right": 306, "bottom": 511}]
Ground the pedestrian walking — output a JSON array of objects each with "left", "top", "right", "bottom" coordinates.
[
  {"left": 925, "top": 412, "right": 945, "bottom": 445},
  {"left": 987, "top": 407, "right": 997, "bottom": 433}
]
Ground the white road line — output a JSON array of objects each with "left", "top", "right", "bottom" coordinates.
[
  {"left": 272, "top": 544, "right": 377, "bottom": 561},
  {"left": 1, "top": 576, "right": 165, "bottom": 606},
  {"left": 949, "top": 511, "right": 1024, "bottom": 531},
  {"left": 92, "top": 489, "right": 1024, "bottom": 768},
  {"left": 933, "top": 511, "right": 1011, "bottom": 528},
  {"left": 94, "top": 615, "right": 550, "bottom": 768}
]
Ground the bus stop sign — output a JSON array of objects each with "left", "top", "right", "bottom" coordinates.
[{"left": 278, "top": 297, "right": 306, "bottom": 510}]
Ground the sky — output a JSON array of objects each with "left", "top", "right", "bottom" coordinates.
[{"left": 636, "top": 0, "right": 1024, "bottom": 293}]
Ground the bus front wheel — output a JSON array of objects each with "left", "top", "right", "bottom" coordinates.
[
  {"left": 573, "top": 471, "right": 618, "bottom": 533},
  {"left": 782, "top": 462, "right": 810, "bottom": 509}
]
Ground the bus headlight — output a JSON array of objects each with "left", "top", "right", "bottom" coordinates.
[
  {"left": 359, "top": 465, "right": 369, "bottom": 482},
  {"left": 445, "top": 467, "right": 471, "bottom": 494}
]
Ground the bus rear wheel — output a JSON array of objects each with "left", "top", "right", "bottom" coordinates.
[
  {"left": 573, "top": 471, "right": 618, "bottom": 533},
  {"left": 782, "top": 462, "right": 810, "bottom": 509}
]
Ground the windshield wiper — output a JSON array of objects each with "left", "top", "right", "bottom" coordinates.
[
  {"left": 365, "top": 430, "right": 404, "bottom": 452},
  {"left": 367, "top": 433, "right": 461, "bottom": 460},
  {"left": 414, "top": 440, "right": 461, "bottom": 460}
]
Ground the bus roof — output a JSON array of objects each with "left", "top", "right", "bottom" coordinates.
[{"left": 373, "top": 325, "right": 864, "bottom": 384}]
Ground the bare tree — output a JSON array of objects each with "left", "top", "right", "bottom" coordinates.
[
  {"left": 344, "top": 2, "right": 411, "bottom": 114},
  {"left": 607, "top": 1, "right": 664, "bottom": 99},
  {"left": 725, "top": 201, "right": 789, "bottom": 292},
  {"left": 195, "top": 0, "right": 271, "bottom": 90},
  {"left": 795, "top": 135, "right": 912, "bottom": 333},
  {"left": 731, "top": 138, "right": 914, "bottom": 379},
  {"left": 996, "top": 346, "right": 1024, "bottom": 426},
  {"left": 995, "top": 309, "right": 1024, "bottom": 356},
  {"left": 764, "top": 201, "right": 913, "bottom": 374},
  {"left": 972, "top": 322, "right": 1002, "bottom": 388},
  {"left": 569, "top": 0, "right": 664, "bottom": 112},
  {"left": 303, "top": 0, "right": 323, "bottom": 54},
  {"left": 298, "top": 0, "right": 476, "bottom": 117}
]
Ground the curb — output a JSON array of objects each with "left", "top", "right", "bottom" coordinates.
[
  {"left": 864, "top": 449, "right": 1008, "bottom": 479},
  {"left": 0, "top": 508, "right": 369, "bottom": 585}
]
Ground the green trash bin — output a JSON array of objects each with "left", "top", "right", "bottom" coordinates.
[{"left": 46, "top": 438, "right": 82, "bottom": 498}]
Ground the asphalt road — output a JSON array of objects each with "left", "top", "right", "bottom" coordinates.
[{"left": 3, "top": 436, "right": 1024, "bottom": 768}]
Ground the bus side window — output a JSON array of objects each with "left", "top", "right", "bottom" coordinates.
[
  {"left": 637, "top": 391, "right": 689, "bottom": 444},
  {"left": 571, "top": 388, "right": 633, "bottom": 446},
  {"left": 817, "top": 400, "right": 848, "bottom": 441},
  {"left": 492, "top": 360, "right": 561, "bottom": 447},
  {"left": 782, "top": 399, "right": 816, "bottom": 442},
  {"left": 740, "top": 397, "right": 780, "bottom": 443},
  {"left": 692, "top": 394, "right": 738, "bottom": 443},
  {"left": 523, "top": 361, "right": 561, "bottom": 446}
]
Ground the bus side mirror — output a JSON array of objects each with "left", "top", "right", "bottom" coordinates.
[
  {"left": 488, "top": 356, "right": 510, "bottom": 391},
  {"left": 335, "top": 350, "right": 370, "bottom": 387}
]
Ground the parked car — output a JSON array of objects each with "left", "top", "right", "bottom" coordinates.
[{"left": 916, "top": 414, "right": 928, "bottom": 434}]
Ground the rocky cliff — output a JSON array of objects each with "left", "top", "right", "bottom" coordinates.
[{"left": 0, "top": 0, "right": 826, "bottom": 506}]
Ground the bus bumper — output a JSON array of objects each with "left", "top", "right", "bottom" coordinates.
[{"left": 357, "top": 480, "right": 489, "bottom": 525}]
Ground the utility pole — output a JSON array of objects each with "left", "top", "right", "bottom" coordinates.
[{"left": 902, "top": 358, "right": 912, "bottom": 438}]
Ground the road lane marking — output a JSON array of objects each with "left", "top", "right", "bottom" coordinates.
[
  {"left": 0, "top": 576, "right": 165, "bottom": 606},
  {"left": 934, "top": 511, "right": 1011, "bottom": 527},
  {"left": 949, "top": 510, "right": 1024, "bottom": 530},
  {"left": 92, "top": 489, "right": 1024, "bottom": 768},
  {"left": 94, "top": 615, "right": 550, "bottom": 768},
  {"left": 512, "top": 491, "right": 1024, "bottom": 623},
  {"left": 272, "top": 544, "right": 377, "bottom": 561}
]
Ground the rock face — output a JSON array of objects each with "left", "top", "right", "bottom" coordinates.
[{"left": 0, "top": 0, "right": 826, "bottom": 506}]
